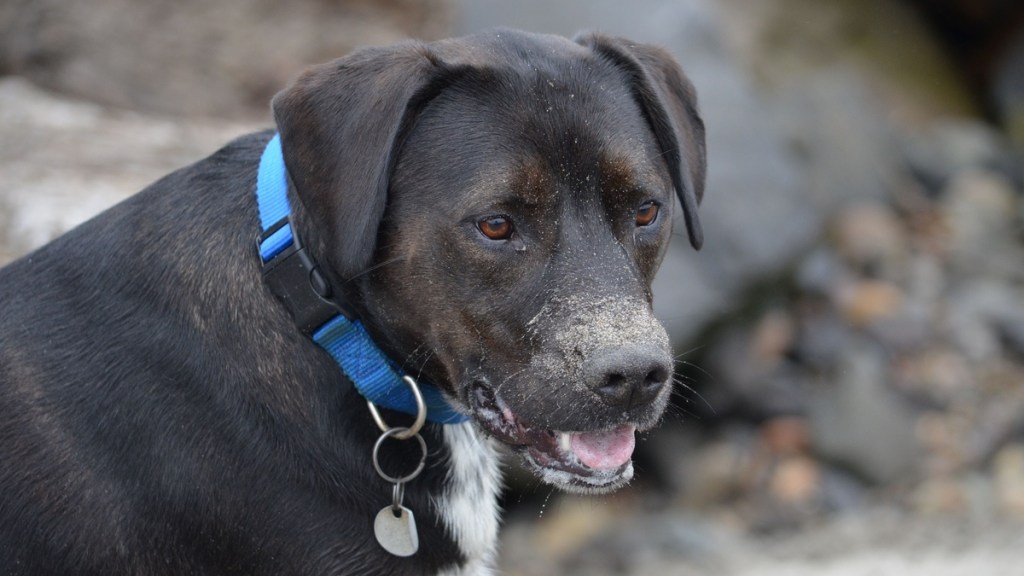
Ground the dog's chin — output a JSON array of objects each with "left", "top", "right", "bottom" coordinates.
[{"left": 469, "top": 383, "right": 653, "bottom": 494}]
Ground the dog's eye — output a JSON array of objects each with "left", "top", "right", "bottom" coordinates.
[
  {"left": 635, "top": 201, "right": 660, "bottom": 227},
  {"left": 478, "top": 216, "right": 513, "bottom": 240}
]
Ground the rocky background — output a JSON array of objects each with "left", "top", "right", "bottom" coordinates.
[{"left": 3, "top": 0, "right": 1024, "bottom": 574}]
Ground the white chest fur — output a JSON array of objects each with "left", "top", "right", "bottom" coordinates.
[{"left": 433, "top": 423, "right": 503, "bottom": 576}]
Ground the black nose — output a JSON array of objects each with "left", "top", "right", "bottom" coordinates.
[{"left": 584, "top": 345, "right": 671, "bottom": 410}]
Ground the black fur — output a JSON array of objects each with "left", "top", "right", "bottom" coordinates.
[{"left": 0, "top": 29, "right": 705, "bottom": 575}]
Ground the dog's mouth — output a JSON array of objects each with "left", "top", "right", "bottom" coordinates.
[{"left": 469, "top": 383, "right": 636, "bottom": 494}]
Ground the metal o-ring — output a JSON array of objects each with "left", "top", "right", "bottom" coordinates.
[
  {"left": 366, "top": 375, "right": 427, "bottom": 441},
  {"left": 372, "top": 427, "right": 428, "bottom": 485}
]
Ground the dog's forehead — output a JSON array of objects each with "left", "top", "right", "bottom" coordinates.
[
  {"left": 394, "top": 30, "right": 673, "bottom": 213},
  {"left": 484, "top": 147, "right": 665, "bottom": 208},
  {"left": 432, "top": 29, "right": 591, "bottom": 69}
]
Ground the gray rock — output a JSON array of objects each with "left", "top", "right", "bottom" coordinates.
[
  {"left": 819, "top": 466, "right": 867, "bottom": 514},
  {"left": 865, "top": 304, "right": 933, "bottom": 354},
  {"left": 997, "top": 317, "right": 1024, "bottom": 360},
  {"left": 945, "top": 280, "right": 1024, "bottom": 361},
  {"left": 904, "top": 120, "right": 1010, "bottom": 192},
  {"left": 772, "top": 70, "right": 903, "bottom": 210},
  {"left": 993, "top": 29, "right": 1024, "bottom": 146},
  {"left": 561, "top": 511, "right": 746, "bottom": 575},
  {"left": 808, "top": 340, "right": 920, "bottom": 484},
  {"left": 796, "top": 248, "right": 844, "bottom": 296},
  {"left": 704, "top": 324, "right": 807, "bottom": 419},
  {"left": 793, "top": 307, "right": 855, "bottom": 370},
  {"left": 942, "top": 168, "right": 1023, "bottom": 281},
  {"left": 829, "top": 201, "right": 910, "bottom": 282}
]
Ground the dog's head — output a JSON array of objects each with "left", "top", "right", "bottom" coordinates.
[{"left": 272, "top": 29, "right": 705, "bottom": 493}]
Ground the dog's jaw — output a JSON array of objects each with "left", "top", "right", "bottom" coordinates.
[
  {"left": 525, "top": 427, "right": 636, "bottom": 495},
  {"left": 468, "top": 381, "right": 668, "bottom": 494}
]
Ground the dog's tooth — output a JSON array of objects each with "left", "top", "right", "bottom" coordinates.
[{"left": 557, "top": 431, "right": 573, "bottom": 453}]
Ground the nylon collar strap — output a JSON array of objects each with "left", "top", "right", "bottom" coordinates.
[{"left": 255, "top": 133, "right": 468, "bottom": 425}]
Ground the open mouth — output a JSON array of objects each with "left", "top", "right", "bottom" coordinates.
[{"left": 470, "top": 384, "right": 637, "bottom": 493}]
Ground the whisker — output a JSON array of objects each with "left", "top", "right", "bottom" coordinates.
[
  {"left": 346, "top": 255, "right": 404, "bottom": 281},
  {"left": 662, "top": 399, "right": 702, "bottom": 422},
  {"left": 673, "top": 345, "right": 706, "bottom": 360},
  {"left": 415, "top": 349, "right": 436, "bottom": 379},
  {"left": 671, "top": 374, "right": 715, "bottom": 415},
  {"left": 676, "top": 359, "right": 714, "bottom": 381}
]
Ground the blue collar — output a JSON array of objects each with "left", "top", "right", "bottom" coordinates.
[{"left": 255, "top": 133, "right": 468, "bottom": 425}]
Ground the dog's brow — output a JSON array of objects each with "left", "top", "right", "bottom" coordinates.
[
  {"left": 598, "top": 152, "right": 666, "bottom": 200},
  {"left": 511, "top": 157, "right": 555, "bottom": 204}
]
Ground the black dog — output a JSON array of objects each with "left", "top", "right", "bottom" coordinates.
[{"left": 0, "top": 29, "right": 705, "bottom": 575}]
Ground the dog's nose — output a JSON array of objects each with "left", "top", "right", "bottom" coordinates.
[{"left": 584, "top": 345, "right": 671, "bottom": 410}]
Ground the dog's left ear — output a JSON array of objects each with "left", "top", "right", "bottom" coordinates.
[
  {"left": 575, "top": 33, "right": 707, "bottom": 250},
  {"left": 271, "top": 43, "right": 453, "bottom": 279}
]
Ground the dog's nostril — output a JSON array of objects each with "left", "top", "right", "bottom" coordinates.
[
  {"left": 645, "top": 367, "right": 668, "bottom": 388},
  {"left": 600, "top": 372, "right": 627, "bottom": 397}
]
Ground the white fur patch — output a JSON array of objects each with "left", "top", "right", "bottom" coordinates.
[{"left": 433, "top": 423, "right": 503, "bottom": 576}]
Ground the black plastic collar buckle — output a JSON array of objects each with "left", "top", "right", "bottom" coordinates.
[{"left": 258, "top": 217, "right": 353, "bottom": 334}]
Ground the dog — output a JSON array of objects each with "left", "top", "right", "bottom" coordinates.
[{"left": 0, "top": 28, "right": 705, "bottom": 575}]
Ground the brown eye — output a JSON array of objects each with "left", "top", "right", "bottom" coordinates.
[
  {"left": 635, "top": 201, "right": 659, "bottom": 227},
  {"left": 478, "top": 216, "right": 513, "bottom": 240}
]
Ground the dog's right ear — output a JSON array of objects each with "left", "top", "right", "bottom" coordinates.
[
  {"left": 575, "top": 33, "right": 707, "bottom": 251},
  {"left": 272, "top": 43, "right": 450, "bottom": 280}
]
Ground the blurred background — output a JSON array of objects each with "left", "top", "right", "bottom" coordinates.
[{"left": 2, "top": 0, "right": 1024, "bottom": 573}]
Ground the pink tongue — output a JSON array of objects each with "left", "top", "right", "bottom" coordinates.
[{"left": 570, "top": 425, "right": 636, "bottom": 470}]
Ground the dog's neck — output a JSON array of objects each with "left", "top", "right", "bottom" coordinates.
[{"left": 254, "top": 133, "right": 467, "bottom": 424}]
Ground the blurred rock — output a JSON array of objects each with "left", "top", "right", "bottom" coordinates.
[
  {"left": 998, "top": 316, "right": 1024, "bottom": 360},
  {"left": 560, "top": 510, "right": 744, "bottom": 576},
  {"left": 769, "top": 456, "right": 821, "bottom": 506},
  {"left": 679, "top": 434, "right": 752, "bottom": 508},
  {"left": 864, "top": 304, "right": 933, "bottom": 353},
  {"left": 774, "top": 71, "right": 901, "bottom": 210},
  {"left": 819, "top": 466, "right": 868, "bottom": 514},
  {"left": 903, "top": 120, "right": 1010, "bottom": 193},
  {"left": 500, "top": 489, "right": 750, "bottom": 576},
  {"left": 830, "top": 201, "right": 910, "bottom": 280},
  {"left": 0, "top": 0, "right": 453, "bottom": 119},
  {"left": 760, "top": 417, "right": 810, "bottom": 456},
  {"left": 904, "top": 253, "right": 946, "bottom": 317},
  {"left": 792, "top": 305, "right": 854, "bottom": 369},
  {"left": 993, "top": 30, "right": 1024, "bottom": 145},
  {"left": 911, "top": 475, "right": 967, "bottom": 515},
  {"left": 835, "top": 280, "right": 906, "bottom": 328},
  {"left": 992, "top": 443, "right": 1024, "bottom": 517},
  {"left": 808, "top": 341, "right": 921, "bottom": 484},
  {"left": 704, "top": 325, "right": 806, "bottom": 419},
  {"left": 946, "top": 280, "right": 1024, "bottom": 361},
  {"left": 717, "top": 0, "right": 977, "bottom": 124},
  {"left": 892, "top": 348, "right": 973, "bottom": 407},
  {"left": 941, "top": 169, "right": 1023, "bottom": 280},
  {"left": 915, "top": 411, "right": 971, "bottom": 473},
  {"left": 795, "top": 248, "right": 844, "bottom": 296}
]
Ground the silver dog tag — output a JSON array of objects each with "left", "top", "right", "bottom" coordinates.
[{"left": 374, "top": 505, "right": 419, "bottom": 557}]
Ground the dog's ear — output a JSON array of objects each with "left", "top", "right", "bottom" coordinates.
[
  {"left": 575, "top": 33, "right": 707, "bottom": 250},
  {"left": 272, "top": 43, "right": 449, "bottom": 279}
]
